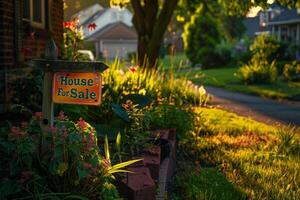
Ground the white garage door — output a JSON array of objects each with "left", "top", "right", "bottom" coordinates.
[{"left": 102, "top": 40, "right": 137, "bottom": 59}]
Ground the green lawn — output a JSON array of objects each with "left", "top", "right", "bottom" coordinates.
[
  {"left": 170, "top": 107, "right": 300, "bottom": 200},
  {"left": 159, "top": 53, "right": 191, "bottom": 70},
  {"left": 178, "top": 67, "right": 300, "bottom": 100}
]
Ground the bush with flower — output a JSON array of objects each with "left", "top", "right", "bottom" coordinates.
[{"left": 0, "top": 111, "right": 122, "bottom": 199}]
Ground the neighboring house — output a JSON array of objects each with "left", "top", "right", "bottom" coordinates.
[
  {"left": 73, "top": 4, "right": 137, "bottom": 59},
  {"left": 86, "top": 22, "right": 137, "bottom": 59},
  {"left": 269, "top": 8, "right": 300, "bottom": 59},
  {"left": 0, "top": 0, "right": 64, "bottom": 112},
  {"left": 244, "top": 4, "right": 282, "bottom": 37}
]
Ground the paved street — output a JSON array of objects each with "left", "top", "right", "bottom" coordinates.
[{"left": 206, "top": 86, "right": 300, "bottom": 126}]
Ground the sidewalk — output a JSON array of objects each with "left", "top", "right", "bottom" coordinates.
[{"left": 206, "top": 86, "right": 300, "bottom": 126}]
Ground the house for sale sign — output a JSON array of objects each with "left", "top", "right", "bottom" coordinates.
[{"left": 53, "top": 72, "right": 101, "bottom": 106}]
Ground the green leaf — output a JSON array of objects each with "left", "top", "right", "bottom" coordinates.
[
  {"left": 0, "top": 120, "right": 11, "bottom": 137},
  {"left": 115, "top": 132, "right": 121, "bottom": 153},
  {"left": 108, "top": 159, "right": 143, "bottom": 174},
  {"left": 0, "top": 180, "right": 23, "bottom": 199},
  {"left": 68, "top": 132, "right": 81, "bottom": 142},
  {"left": 77, "top": 167, "right": 89, "bottom": 180},
  {"left": 104, "top": 135, "right": 110, "bottom": 160},
  {"left": 54, "top": 145, "right": 64, "bottom": 160},
  {"left": 124, "top": 94, "right": 153, "bottom": 109},
  {"left": 111, "top": 103, "right": 130, "bottom": 122}
]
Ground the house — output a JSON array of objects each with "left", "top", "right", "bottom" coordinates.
[
  {"left": 73, "top": 4, "right": 137, "bottom": 59},
  {"left": 244, "top": 4, "right": 282, "bottom": 37},
  {"left": 268, "top": 8, "right": 300, "bottom": 59},
  {"left": 86, "top": 22, "right": 137, "bottom": 59},
  {"left": 0, "top": 0, "right": 64, "bottom": 112}
]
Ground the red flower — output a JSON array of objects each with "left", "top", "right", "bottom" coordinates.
[
  {"left": 34, "top": 112, "right": 42, "bottom": 120},
  {"left": 77, "top": 118, "right": 87, "bottom": 130},
  {"left": 29, "top": 31, "right": 35, "bottom": 40},
  {"left": 88, "top": 23, "right": 97, "bottom": 31},
  {"left": 10, "top": 127, "right": 26, "bottom": 138},
  {"left": 129, "top": 66, "right": 137, "bottom": 73},
  {"left": 63, "top": 21, "right": 75, "bottom": 30},
  {"left": 22, "top": 47, "right": 32, "bottom": 56}
]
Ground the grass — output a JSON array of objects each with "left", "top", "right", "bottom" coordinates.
[
  {"left": 177, "top": 67, "right": 300, "bottom": 100},
  {"left": 159, "top": 53, "right": 191, "bottom": 70},
  {"left": 170, "top": 107, "right": 300, "bottom": 200}
]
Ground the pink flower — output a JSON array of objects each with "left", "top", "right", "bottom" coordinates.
[
  {"left": 17, "top": 171, "right": 33, "bottom": 184},
  {"left": 77, "top": 118, "right": 87, "bottom": 130},
  {"left": 57, "top": 111, "right": 67, "bottom": 121},
  {"left": 29, "top": 31, "right": 35, "bottom": 40},
  {"left": 34, "top": 112, "right": 43, "bottom": 120},
  {"left": 82, "top": 162, "right": 92, "bottom": 169},
  {"left": 10, "top": 127, "right": 26, "bottom": 138}
]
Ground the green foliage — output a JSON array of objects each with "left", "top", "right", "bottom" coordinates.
[
  {"left": 238, "top": 34, "right": 279, "bottom": 84},
  {"left": 171, "top": 167, "right": 245, "bottom": 200},
  {"left": 62, "top": 18, "right": 90, "bottom": 61},
  {"left": 239, "top": 59, "right": 278, "bottom": 84},
  {"left": 283, "top": 61, "right": 300, "bottom": 82},
  {"left": 184, "top": 7, "right": 221, "bottom": 68},
  {"left": 9, "top": 67, "right": 43, "bottom": 111},
  {"left": 0, "top": 113, "right": 123, "bottom": 199},
  {"left": 147, "top": 104, "right": 195, "bottom": 139}
]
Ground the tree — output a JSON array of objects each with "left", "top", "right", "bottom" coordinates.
[
  {"left": 111, "top": 0, "right": 179, "bottom": 70},
  {"left": 183, "top": 6, "right": 220, "bottom": 68},
  {"left": 111, "top": 0, "right": 299, "bottom": 70}
]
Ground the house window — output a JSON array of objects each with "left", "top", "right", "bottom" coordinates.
[{"left": 23, "top": 0, "right": 46, "bottom": 28}]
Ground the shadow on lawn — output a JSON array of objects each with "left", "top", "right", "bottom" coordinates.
[{"left": 171, "top": 166, "right": 246, "bottom": 200}]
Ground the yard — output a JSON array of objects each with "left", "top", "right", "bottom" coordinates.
[
  {"left": 2, "top": 0, "right": 300, "bottom": 199},
  {"left": 176, "top": 66, "right": 300, "bottom": 101},
  {"left": 170, "top": 107, "right": 300, "bottom": 200}
]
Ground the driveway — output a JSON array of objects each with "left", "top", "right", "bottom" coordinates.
[{"left": 206, "top": 86, "right": 300, "bottom": 126}]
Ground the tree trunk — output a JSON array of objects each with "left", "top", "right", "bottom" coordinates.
[{"left": 131, "top": 0, "right": 179, "bottom": 71}]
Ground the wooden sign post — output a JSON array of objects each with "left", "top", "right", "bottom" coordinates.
[{"left": 29, "top": 40, "right": 108, "bottom": 127}]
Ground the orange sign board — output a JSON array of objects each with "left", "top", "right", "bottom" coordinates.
[{"left": 53, "top": 72, "right": 101, "bottom": 106}]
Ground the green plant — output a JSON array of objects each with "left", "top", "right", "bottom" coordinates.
[
  {"left": 62, "top": 18, "right": 90, "bottom": 61},
  {"left": 239, "top": 59, "right": 278, "bottom": 84},
  {"left": 238, "top": 34, "right": 279, "bottom": 84},
  {"left": 283, "top": 61, "right": 300, "bottom": 82},
  {"left": 9, "top": 67, "right": 43, "bottom": 111},
  {"left": 183, "top": 6, "right": 220, "bottom": 68},
  {"left": 0, "top": 112, "right": 142, "bottom": 199},
  {"left": 276, "top": 126, "right": 300, "bottom": 156}
]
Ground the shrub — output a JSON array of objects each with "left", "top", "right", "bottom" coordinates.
[
  {"left": 183, "top": 7, "right": 220, "bottom": 68},
  {"left": 0, "top": 113, "right": 121, "bottom": 199},
  {"left": 214, "top": 40, "right": 234, "bottom": 66},
  {"left": 239, "top": 59, "right": 278, "bottom": 84},
  {"left": 283, "top": 61, "right": 300, "bottom": 82},
  {"left": 238, "top": 34, "right": 279, "bottom": 84}
]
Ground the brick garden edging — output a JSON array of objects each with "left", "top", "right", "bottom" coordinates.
[{"left": 117, "top": 129, "right": 177, "bottom": 200}]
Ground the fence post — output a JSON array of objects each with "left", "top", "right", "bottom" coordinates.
[{"left": 42, "top": 39, "right": 57, "bottom": 127}]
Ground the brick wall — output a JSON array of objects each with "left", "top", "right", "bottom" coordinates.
[
  {"left": 0, "top": 0, "right": 64, "bottom": 112},
  {"left": 22, "top": 0, "right": 64, "bottom": 60}
]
